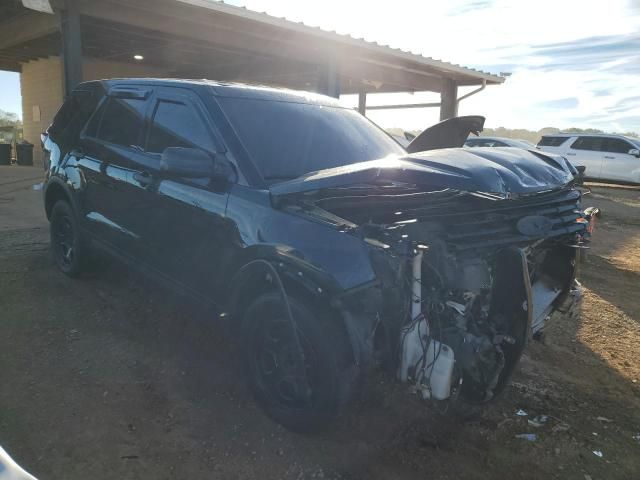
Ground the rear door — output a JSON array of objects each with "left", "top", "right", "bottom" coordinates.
[
  {"left": 564, "top": 136, "right": 605, "bottom": 179},
  {"left": 599, "top": 137, "right": 637, "bottom": 182},
  {"left": 76, "top": 87, "right": 151, "bottom": 250}
]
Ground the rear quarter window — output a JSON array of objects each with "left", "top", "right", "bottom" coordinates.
[
  {"left": 537, "top": 136, "right": 569, "bottom": 147},
  {"left": 48, "top": 90, "right": 99, "bottom": 145}
]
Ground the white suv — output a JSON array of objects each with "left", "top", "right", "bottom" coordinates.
[{"left": 537, "top": 134, "right": 640, "bottom": 184}]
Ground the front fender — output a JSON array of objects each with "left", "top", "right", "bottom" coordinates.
[
  {"left": 225, "top": 245, "right": 340, "bottom": 318},
  {"left": 224, "top": 184, "right": 377, "bottom": 292}
]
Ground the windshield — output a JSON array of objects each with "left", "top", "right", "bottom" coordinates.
[
  {"left": 628, "top": 137, "right": 640, "bottom": 148},
  {"left": 218, "top": 97, "right": 405, "bottom": 183}
]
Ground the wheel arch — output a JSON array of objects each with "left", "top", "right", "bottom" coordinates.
[
  {"left": 225, "top": 252, "right": 362, "bottom": 365},
  {"left": 44, "top": 178, "right": 76, "bottom": 220}
]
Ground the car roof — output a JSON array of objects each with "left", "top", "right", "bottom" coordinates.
[
  {"left": 544, "top": 132, "right": 637, "bottom": 142},
  {"left": 76, "top": 78, "right": 342, "bottom": 107},
  {"left": 467, "top": 136, "right": 533, "bottom": 145},
  {"left": 468, "top": 136, "right": 514, "bottom": 142}
]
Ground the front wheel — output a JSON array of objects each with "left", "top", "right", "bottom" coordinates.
[
  {"left": 242, "top": 292, "right": 355, "bottom": 433},
  {"left": 50, "top": 200, "right": 89, "bottom": 277}
]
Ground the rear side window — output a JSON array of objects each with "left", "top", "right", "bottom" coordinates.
[
  {"left": 89, "top": 97, "right": 147, "bottom": 148},
  {"left": 604, "top": 138, "right": 633, "bottom": 154},
  {"left": 570, "top": 137, "right": 605, "bottom": 152},
  {"left": 49, "top": 90, "right": 99, "bottom": 145},
  {"left": 537, "top": 136, "right": 568, "bottom": 147},
  {"left": 146, "top": 100, "right": 214, "bottom": 153}
]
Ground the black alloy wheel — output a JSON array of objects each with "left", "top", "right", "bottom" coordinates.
[
  {"left": 242, "top": 292, "right": 354, "bottom": 433},
  {"left": 50, "top": 200, "right": 86, "bottom": 277}
]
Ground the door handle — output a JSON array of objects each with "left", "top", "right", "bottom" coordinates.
[
  {"left": 604, "top": 155, "right": 614, "bottom": 159},
  {"left": 133, "top": 171, "right": 153, "bottom": 186},
  {"left": 566, "top": 152, "right": 576, "bottom": 156}
]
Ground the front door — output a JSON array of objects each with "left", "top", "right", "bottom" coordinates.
[
  {"left": 600, "top": 137, "right": 638, "bottom": 183},
  {"left": 129, "top": 87, "right": 231, "bottom": 295}
]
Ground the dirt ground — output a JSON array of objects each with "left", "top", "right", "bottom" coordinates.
[{"left": 1, "top": 166, "right": 639, "bottom": 480}]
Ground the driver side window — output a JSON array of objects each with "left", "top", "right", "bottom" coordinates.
[
  {"left": 604, "top": 138, "right": 633, "bottom": 154},
  {"left": 146, "top": 100, "right": 215, "bottom": 154}
]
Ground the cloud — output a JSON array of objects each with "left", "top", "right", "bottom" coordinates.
[
  {"left": 606, "top": 96, "right": 640, "bottom": 114},
  {"left": 450, "top": 0, "right": 494, "bottom": 15},
  {"left": 228, "top": 0, "right": 640, "bottom": 132},
  {"left": 538, "top": 98, "right": 579, "bottom": 109},
  {"left": 526, "top": 33, "right": 640, "bottom": 73}
]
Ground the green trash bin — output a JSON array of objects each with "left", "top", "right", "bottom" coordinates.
[
  {"left": 0, "top": 143, "right": 11, "bottom": 165},
  {"left": 16, "top": 142, "right": 33, "bottom": 166}
]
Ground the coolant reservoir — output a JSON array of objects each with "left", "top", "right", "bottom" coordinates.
[
  {"left": 399, "top": 319, "right": 456, "bottom": 400},
  {"left": 422, "top": 340, "right": 455, "bottom": 400}
]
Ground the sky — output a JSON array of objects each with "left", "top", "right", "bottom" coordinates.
[{"left": 1, "top": 0, "right": 639, "bottom": 133}]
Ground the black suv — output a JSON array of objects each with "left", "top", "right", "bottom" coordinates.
[{"left": 43, "top": 79, "right": 585, "bottom": 432}]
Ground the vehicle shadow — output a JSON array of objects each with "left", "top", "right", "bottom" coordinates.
[
  {"left": 74, "top": 239, "right": 640, "bottom": 479},
  {"left": 3, "top": 198, "right": 640, "bottom": 479},
  {"left": 579, "top": 255, "right": 640, "bottom": 324}
]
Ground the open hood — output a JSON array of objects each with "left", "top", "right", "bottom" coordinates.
[
  {"left": 406, "top": 115, "right": 485, "bottom": 153},
  {"left": 270, "top": 147, "right": 576, "bottom": 201}
]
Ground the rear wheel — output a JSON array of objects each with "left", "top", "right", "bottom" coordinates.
[
  {"left": 242, "top": 292, "right": 354, "bottom": 433},
  {"left": 50, "top": 200, "right": 88, "bottom": 277}
]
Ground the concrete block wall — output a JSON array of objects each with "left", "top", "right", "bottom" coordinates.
[
  {"left": 20, "top": 57, "right": 64, "bottom": 166},
  {"left": 20, "top": 56, "right": 167, "bottom": 166}
]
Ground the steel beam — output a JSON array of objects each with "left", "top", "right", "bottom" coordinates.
[
  {"left": 358, "top": 90, "right": 366, "bottom": 115},
  {"left": 60, "top": 0, "right": 83, "bottom": 96},
  {"left": 439, "top": 78, "right": 458, "bottom": 120},
  {"left": 367, "top": 102, "right": 441, "bottom": 111}
]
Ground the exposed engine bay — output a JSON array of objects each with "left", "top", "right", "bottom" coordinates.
[
  {"left": 268, "top": 120, "right": 589, "bottom": 407},
  {"left": 396, "top": 240, "right": 571, "bottom": 404},
  {"left": 279, "top": 181, "right": 586, "bottom": 405}
]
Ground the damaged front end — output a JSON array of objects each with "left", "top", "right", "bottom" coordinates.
[{"left": 271, "top": 147, "right": 587, "bottom": 405}]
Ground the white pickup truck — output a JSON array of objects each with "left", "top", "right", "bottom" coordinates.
[{"left": 537, "top": 133, "right": 640, "bottom": 184}]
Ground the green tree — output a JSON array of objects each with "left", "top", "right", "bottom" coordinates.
[{"left": 0, "top": 109, "right": 21, "bottom": 127}]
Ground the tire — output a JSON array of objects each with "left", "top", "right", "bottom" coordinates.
[
  {"left": 242, "top": 292, "right": 354, "bottom": 433},
  {"left": 50, "top": 200, "right": 88, "bottom": 277}
]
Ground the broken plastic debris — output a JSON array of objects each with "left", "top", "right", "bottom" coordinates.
[
  {"left": 515, "top": 433, "right": 537, "bottom": 441},
  {"left": 515, "top": 409, "right": 528, "bottom": 416},
  {"left": 528, "top": 415, "right": 549, "bottom": 427},
  {"left": 632, "top": 433, "right": 640, "bottom": 442},
  {"left": 596, "top": 416, "right": 612, "bottom": 423},
  {"left": 552, "top": 423, "right": 570, "bottom": 433},
  {"left": 32, "top": 183, "right": 43, "bottom": 191},
  {"left": 592, "top": 450, "right": 603, "bottom": 458}
]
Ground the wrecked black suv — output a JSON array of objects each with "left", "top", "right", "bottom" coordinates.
[{"left": 43, "top": 79, "right": 585, "bottom": 432}]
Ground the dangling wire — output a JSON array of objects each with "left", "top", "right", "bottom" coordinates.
[{"left": 236, "top": 259, "right": 310, "bottom": 401}]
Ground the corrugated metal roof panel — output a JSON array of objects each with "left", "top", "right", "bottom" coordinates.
[{"left": 176, "top": 0, "right": 504, "bottom": 84}]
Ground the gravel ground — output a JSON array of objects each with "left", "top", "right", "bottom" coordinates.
[{"left": 1, "top": 166, "right": 639, "bottom": 479}]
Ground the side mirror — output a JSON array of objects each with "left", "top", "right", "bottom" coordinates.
[
  {"left": 628, "top": 148, "right": 640, "bottom": 158},
  {"left": 160, "top": 147, "right": 214, "bottom": 178}
]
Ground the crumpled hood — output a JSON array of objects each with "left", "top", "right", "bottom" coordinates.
[{"left": 270, "top": 147, "right": 576, "bottom": 199}]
